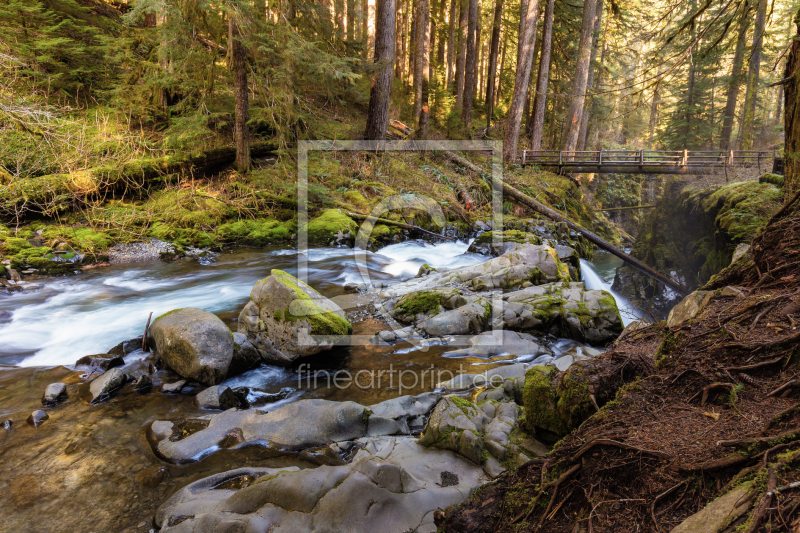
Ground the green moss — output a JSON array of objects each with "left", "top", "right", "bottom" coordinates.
[
  {"left": 343, "top": 190, "right": 370, "bottom": 211},
  {"left": 758, "top": 173, "right": 784, "bottom": 188},
  {"left": 217, "top": 219, "right": 294, "bottom": 245},
  {"left": 394, "top": 290, "right": 453, "bottom": 318},
  {"left": 522, "top": 366, "right": 563, "bottom": 435},
  {"left": 450, "top": 396, "right": 479, "bottom": 418},
  {"left": 271, "top": 269, "right": 352, "bottom": 336},
  {"left": 655, "top": 331, "right": 683, "bottom": 369},
  {"left": 4, "top": 237, "right": 31, "bottom": 255},
  {"left": 304, "top": 209, "right": 358, "bottom": 244},
  {"left": 473, "top": 230, "right": 543, "bottom": 246},
  {"left": 154, "top": 308, "right": 183, "bottom": 321}
]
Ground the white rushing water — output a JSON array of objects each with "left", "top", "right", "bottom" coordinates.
[
  {"left": 0, "top": 240, "right": 487, "bottom": 368},
  {"left": 580, "top": 258, "right": 643, "bottom": 327}
]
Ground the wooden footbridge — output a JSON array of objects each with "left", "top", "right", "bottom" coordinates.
[{"left": 521, "top": 149, "right": 778, "bottom": 175}]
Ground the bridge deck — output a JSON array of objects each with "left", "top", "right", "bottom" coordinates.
[{"left": 521, "top": 150, "right": 775, "bottom": 175}]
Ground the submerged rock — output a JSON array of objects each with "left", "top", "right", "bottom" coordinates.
[
  {"left": 150, "top": 307, "right": 234, "bottom": 386},
  {"left": 27, "top": 410, "right": 49, "bottom": 428},
  {"left": 237, "top": 269, "right": 352, "bottom": 365},
  {"left": 106, "top": 337, "right": 143, "bottom": 357},
  {"left": 41, "top": 383, "right": 68, "bottom": 406},
  {"left": 89, "top": 368, "right": 126, "bottom": 403},
  {"left": 134, "top": 375, "right": 152, "bottom": 393},
  {"left": 442, "top": 330, "right": 548, "bottom": 360},
  {"left": 161, "top": 380, "right": 186, "bottom": 394},
  {"left": 154, "top": 436, "right": 489, "bottom": 533}
]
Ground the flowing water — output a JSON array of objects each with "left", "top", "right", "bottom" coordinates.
[
  {"left": 580, "top": 252, "right": 645, "bottom": 326},
  {"left": 0, "top": 241, "right": 640, "bottom": 533}
]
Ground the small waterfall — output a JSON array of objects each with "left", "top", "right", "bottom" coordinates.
[{"left": 580, "top": 259, "right": 643, "bottom": 327}]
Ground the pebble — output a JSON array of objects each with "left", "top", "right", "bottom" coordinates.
[
  {"left": 42, "top": 383, "right": 68, "bottom": 406},
  {"left": 3, "top": 420, "right": 12, "bottom": 430},
  {"left": 27, "top": 410, "right": 49, "bottom": 428}
]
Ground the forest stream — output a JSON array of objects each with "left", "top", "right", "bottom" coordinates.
[{"left": 0, "top": 239, "right": 645, "bottom": 532}]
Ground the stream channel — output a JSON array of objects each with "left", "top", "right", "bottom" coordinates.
[{"left": 0, "top": 239, "right": 651, "bottom": 532}]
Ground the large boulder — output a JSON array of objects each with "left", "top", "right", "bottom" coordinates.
[
  {"left": 150, "top": 307, "right": 234, "bottom": 386},
  {"left": 154, "top": 436, "right": 489, "bottom": 533},
  {"left": 238, "top": 269, "right": 352, "bottom": 365}
]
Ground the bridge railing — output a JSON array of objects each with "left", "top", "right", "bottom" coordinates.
[{"left": 522, "top": 149, "right": 774, "bottom": 168}]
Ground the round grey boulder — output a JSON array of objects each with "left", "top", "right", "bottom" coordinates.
[{"left": 150, "top": 308, "right": 234, "bottom": 386}]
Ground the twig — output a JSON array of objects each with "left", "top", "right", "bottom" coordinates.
[
  {"left": 142, "top": 311, "right": 153, "bottom": 352},
  {"left": 725, "top": 355, "right": 784, "bottom": 372},
  {"left": 767, "top": 379, "right": 799, "bottom": 397},
  {"left": 571, "top": 439, "right": 671, "bottom": 462},
  {"left": 769, "top": 481, "right": 800, "bottom": 497},
  {"left": 651, "top": 481, "right": 686, "bottom": 532}
]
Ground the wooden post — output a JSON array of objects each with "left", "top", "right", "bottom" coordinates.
[
  {"left": 728, "top": 150, "right": 734, "bottom": 165},
  {"left": 598, "top": 150, "right": 602, "bottom": 165},
  {"left": 639, "top": 149, "right": 644, "bottom": 165},
  {"left": 682, "top": 149, "right": 688, "bottom": 166}
]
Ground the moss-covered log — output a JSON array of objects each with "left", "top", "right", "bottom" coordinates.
[{"left": 0, "top": 141, "right": 278, "bottom": 220}]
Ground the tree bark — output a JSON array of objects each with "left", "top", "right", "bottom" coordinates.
[
  {"left": 576, "top": 0, "right": 604, "bottom": 151},
  {"left": 414, "top": 0, "right": 426, "bottom": 120},
  {"left": 418, "top": 0, "right": 431, "bottom": 137},
  {"left": 719, "top": 3, "right": 750, "bottom": 150},
  {"left": 429, "top": 0, "right": 436, "bottom": 84},
  {"left": 455, "top": 0, "right": 468, "bottom": 107},
  {"left": 461, "top": 0, "right": 478, "bottom": 127},
  {"left": 347, "top": 0, "right": 356, "bottom": 42},
  {"left": 648, "top": 73, "right": 663, "bottom": 148},
  {"left": 528, "top": 0, "right": 553, "bottom": 151},
  {"left": 365, "top": 0, "right": 397, "bottom": 140},
  {"left": 503, "top": 0, "right": 540, "bottom": 162},
  {"left": 517, "top": 0, "right": 529, "bottom": 69},
  {"left": 446, "top": 0, "right": 457, "bottom": 89},
  {"left": 485, "top": 0, "right": 504, "bottom": 130},
  {"left": 740, "top": 0, "right": 768, "bottom": 149},
  {"left": 230, "top": 16, "right": 250, "bottom": 173},
  {"left": 562, "top": 0, "right": 599, "bottom": 152},
  {"left": 784, "top": 15, "right": 800, "bottom": 201}
]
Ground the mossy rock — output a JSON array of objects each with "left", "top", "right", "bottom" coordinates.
[
  {"left": 522, "top": 364, "right": 593, "bottom": 441},
  {"left": 3, "top": 237, "right": 31, "bottom": 255},
  {"left": 342, "top": 190, "right": 370, "bottom": 211},
  {"left": 305, "top": 209, "right": 358, "bottom": 244},
  {"left": 216, "top": 219, "right": 294, "bottom": 245},
  {"left": 393, "top": 289, "right": 466, "bottom": 321},
  {"left": 473, "top": 230, "right": 543, "bottom": 246}
]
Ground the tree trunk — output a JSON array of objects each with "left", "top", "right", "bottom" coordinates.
[
  {"left": 230, "top": 17, "right": 250, "bottom": 173},
  {"left": 335, "top": 0, "right": 345, "bottom": 38},
  {"left": 347, "top": 0, "right": 356, "bottom": 42},
  {"left": 523, "top": 33, "right": 541, "bottom": 136},
  {"left": 503, "top": 0, "right": 540, "bottom": 162},
  {"left": 517, "top": 0, "right": 529, "bottom": 68},
  {"left": 437, "top": 0, "right": 446, "bottom": 69},
  {"left": 528, "top": 0, "right": 553, "bottom": 151},
  {"left": 740, "top": 0, "right": 768, "bottom": 149},
  {"left": 474, "top": 11, "right": 482, "bottom": 101},
  {"left": 496, "top": 30, "right": 508, "bottom": 108},
  {"left": 417, "top": 0, "right": 431, "bottom": 137},
  {"left": 409, "top": 8, "right": 416, "bottom": 84},
  {"left": 455, "top": 0, "right": 468, "bottom": 107},
  {"left": 461, "top": 0, "right": 477, "bottom": 127},
  {"left": 784, "top": 15, "right": 800, "bottom": 201},
  {"left": 446, "top": 0, "right": 457, "bottom": 89},
  {"left": 562, "top": 0, "right": 599, "bottom": 152},
  {"left": 365, "top": 0, "right": 397, "bottom": 140},
  {"left": 485, "top": 0, "right": 504, "bottom": 130},
  {"left": 576, "top": 0, "right": 604, "bottom": 151},
  {"left": 648, "top": 74, "right": 663, "bottom": 148},
  {"left": 719, "top": 3, "right": 750, "bottom": 150},
  {"left": 414, "top": 0, "right": 426, "bottom": 120},
  {"left": 429, "top": 0, "right": 436, "bottom": 84}
]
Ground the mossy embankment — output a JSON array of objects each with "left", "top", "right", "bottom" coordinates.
[
  {"left": 439, "top": 196, "right": 800, "bottom": 533},
  {"left": 2, "top": 125, "right": 622, "bottom": 276},
  {"left": 627, "top": 178, "right": 782, "bottom": 289}
]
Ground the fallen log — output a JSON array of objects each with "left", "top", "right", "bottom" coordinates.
[
  {"left": 600, "top": 204, "right": 656, "bottom": 212},
  {"left": 443, "top": 150, "right": 688, "bottom": 295},
  {"left": 347, "top": 212, "right": 456, "bottom": 241},
  {"left": 0, "top": 141, "right": 279, "bottom": 220}
]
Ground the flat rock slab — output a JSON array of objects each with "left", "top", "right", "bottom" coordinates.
[
  {"left": 437, "top": 363, "right": 530, "bottom": 391},
  {"left": 155, "top": 436, "right": 489, "bottom": 533},
  {"left": 670, "top": 481, "right": 753, "bottom": 533}
]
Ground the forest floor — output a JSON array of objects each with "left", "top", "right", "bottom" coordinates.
[{"left": 438, "top": 192, "right": 800, "bottom": 532}]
